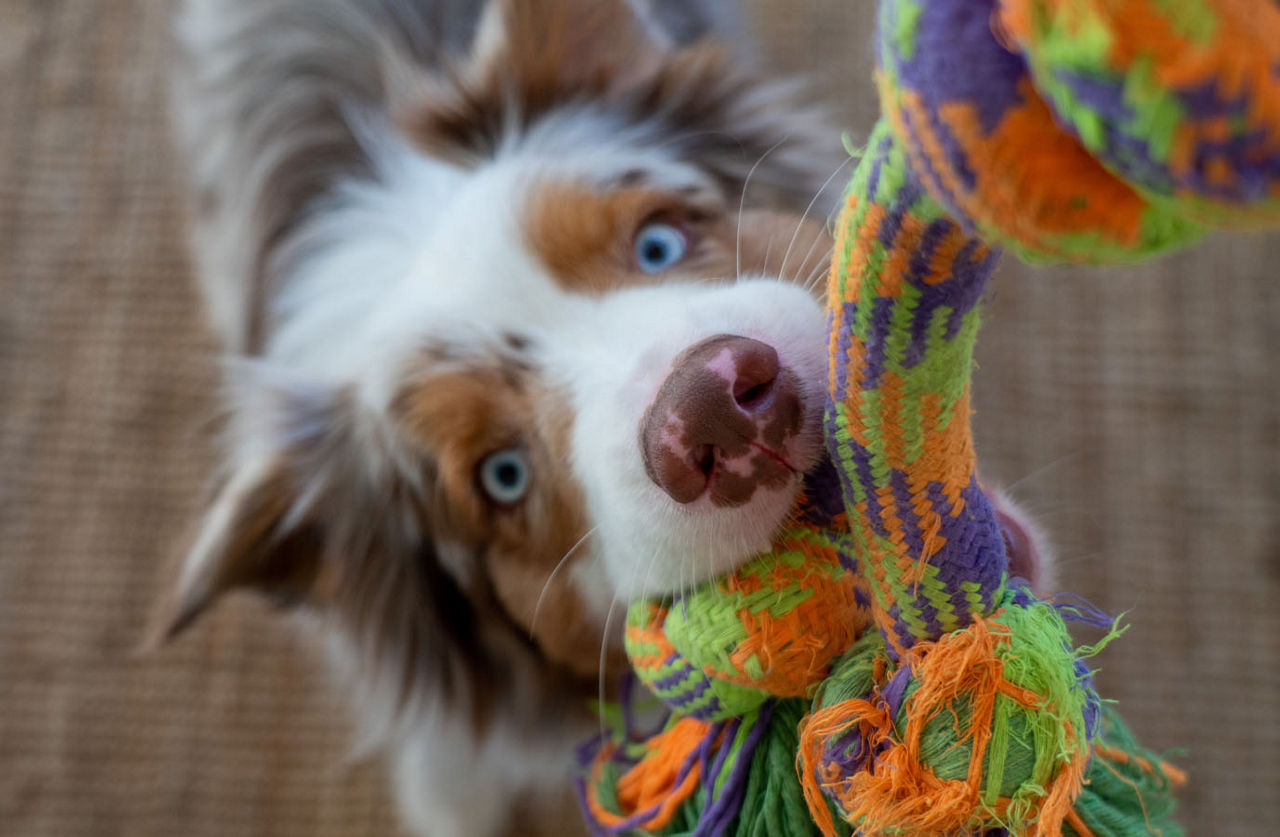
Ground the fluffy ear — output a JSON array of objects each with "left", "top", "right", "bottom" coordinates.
[
  {"left": 147, "top": 457, "right": 325, "bottom": 645},
  {"left": 469, "top": 0, "right": 672, "bottom": 86},
  {"left": 990, "top": 488, "right": 1058, "bottom": 595},
  {"left": 642, "top": 45, "right": 847, "bottom": 217},
  {"left": 398, "top": 0, "right": 670, "bottom": 160},
  {"left": 146, "top": 369, "right": 349, "bottom": 646}
]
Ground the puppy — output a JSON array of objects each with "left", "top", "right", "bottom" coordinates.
[{"left": 158, "top": 0, "right": 851, "bottom": 834}]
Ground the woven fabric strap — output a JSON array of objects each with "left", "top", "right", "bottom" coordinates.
[{"left": 827, "top": 118, "right": 1007, "bottom": 657}]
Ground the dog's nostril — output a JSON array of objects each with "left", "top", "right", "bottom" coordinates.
[
  {"left": 728, "top": 340, "right": 780, "bottom": 411},
  {"left": 695, "top": 444, "right": 716, "bottom": 477},
  {"left": 734, "top": 378, "right": 775, "bottom": 409}
]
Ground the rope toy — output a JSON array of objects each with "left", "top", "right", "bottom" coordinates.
[
  {"left": 882, "top": 0, "right": 1280, "bottom": 262},
  {"left": 580, "top": 0, "right": 1277, "bottom": 833}
]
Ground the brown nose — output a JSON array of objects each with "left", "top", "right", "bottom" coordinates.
[{"left": 640, "top": 334, "right": 803, "bottom": 507}]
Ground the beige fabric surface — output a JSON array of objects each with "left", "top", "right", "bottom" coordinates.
[{"left": 1, "top": 1, "right": 1276, "bottom": 835}]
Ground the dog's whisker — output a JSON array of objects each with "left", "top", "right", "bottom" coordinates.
[
  {"left": 792, "top": 191, "right": 838, "bottom": 286},
  {"left": 797, "top": 239, "right": 833, "bottom": 290},
  {"left": 736, "top": 136, "right": 791, "bottom": 280},
  {"left": 680, "top": 550, "right": 689, "bottom": 614},
  {"left": 597, "top": 590, "right": 624, "bottom": 738},
  {"left": 802, "top": 244, "right": 835, "bottom": 294},
  {"left": 759, "top": 159, "right": 843, "bottom": 287},
  {"left": 599, "top": 543, "right": 664, "bottom": 735},
  {"left": 1000, "top": 452, "right": 1082, "bottom": 496},
  {"left": 529, "top": 525, "right": 599, "bottom": 640},
  {"left": 807, "top": 259, "right": 831, "bottom": 295},
  {"left": 779, "top": 156, "right": 853, "bottom": 282}
]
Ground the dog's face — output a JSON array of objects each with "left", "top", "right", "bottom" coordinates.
[{"left": 158, "top": 0, "right": 840, "bottom": 714}]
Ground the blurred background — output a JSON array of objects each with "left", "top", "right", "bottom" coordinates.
[{"left": 1, "top": 1, "right": 1276, "bottom": 834}]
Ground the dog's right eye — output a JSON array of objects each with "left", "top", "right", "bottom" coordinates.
[
  {"left": 634, "top": 222, "right": 688, "bottom": 273},
  {"left": 478, "top": 448, "right": 531, "bottom": 505}
]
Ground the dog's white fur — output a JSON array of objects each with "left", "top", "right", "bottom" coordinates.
[{"left": 163, "top": 1, "right": 847, "bottom": 834}]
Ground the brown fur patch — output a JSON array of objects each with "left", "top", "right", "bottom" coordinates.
[
  {"left": 524, "top": 178, "right": 833, "bottom": 294},
  {"left": 523, "top": 182, "right": 718, "bottom": 292},
  {"left": 392, "top": 358, "right": 619, "bottom": 677}
]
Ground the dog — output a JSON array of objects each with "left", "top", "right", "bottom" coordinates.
[
  {"left": 156, "top": 0, "right": 850, "bottom": 833},
  {"left": 159, "top": 2, "right": 1065, "bottom": 835}
]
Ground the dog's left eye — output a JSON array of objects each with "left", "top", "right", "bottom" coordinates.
[
  {"left": 634, "top": 223, "right": 687, "bottom": 273},
  {"left": 478, "top": 448, "right": 531, "bottom": 505}
]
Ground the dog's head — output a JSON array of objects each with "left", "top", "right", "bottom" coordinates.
[{"left": 157, "top": 0, "right": 846, "bottom": 722}]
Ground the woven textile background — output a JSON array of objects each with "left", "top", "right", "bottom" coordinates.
[{"left": 1, "top": 1, "right": 1276, "bottom": 835}]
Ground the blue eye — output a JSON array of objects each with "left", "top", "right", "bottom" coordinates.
[
  {"left": 478, "top": 448, "right": 531, "bottom": 505},
  {"left": 634, "top": 223, "right": 688, "bottom": 273}
]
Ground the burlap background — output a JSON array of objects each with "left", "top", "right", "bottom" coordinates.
[{"left": 1, "top": 1, "right": 1276, "bottom": 834}]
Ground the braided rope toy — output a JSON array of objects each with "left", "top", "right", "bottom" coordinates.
[{"left": 579, "top": 1, "right": 1278, "bottom": 834}]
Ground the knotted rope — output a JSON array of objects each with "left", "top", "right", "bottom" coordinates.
[{"left": 579, "top": 0, "right": 1274, "bottom": 833}]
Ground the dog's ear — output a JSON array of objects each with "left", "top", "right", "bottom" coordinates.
[
  {"left": 471, "top": 0, "right": 671, "bottom": 88},
  {"left": 641, "top": 45, "right": 847, "bottom": 217},
  {"left": 398, "top": 0, "right": 671, "bottom": 160},
  {"left": 146, "top": 368, "right": 354, "bottom": 646},
  {"left": 990, "top": 488, "right": 1058, "bottom": 595},
  {"left": 148, "top": 457, "right": 324, "bottom": 644}
]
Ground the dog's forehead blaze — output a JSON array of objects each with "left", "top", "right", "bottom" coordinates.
[{"left": 389, "top": 356, "right": 606, "bottom": 674}]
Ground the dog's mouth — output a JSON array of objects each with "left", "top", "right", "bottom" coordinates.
[{"left": 639, "top": 333, "right": 814, "bottom": 509}]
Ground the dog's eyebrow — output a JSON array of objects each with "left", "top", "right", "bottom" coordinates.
[
  {"left": 415, "top": 339, "right": 463, "bottom": 363},
  {"left": 614, "top": 168, "right": 648, "bottom": 188},
  {"left": 604, "top": 169, "right": 712, "bottom": 204},
  {"left": 502, "top": 331, "right": 532, "bottom": 352}
]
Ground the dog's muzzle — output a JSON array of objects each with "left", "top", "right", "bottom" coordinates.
[{"left": 640, "top": 334, "right": 803, "bottom": 508}]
